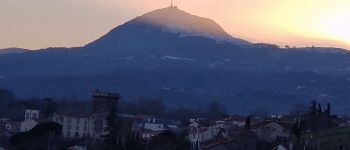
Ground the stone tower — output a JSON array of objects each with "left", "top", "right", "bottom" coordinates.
[{"left": 92, "top": 90, "right": 120, "bottom": 113}]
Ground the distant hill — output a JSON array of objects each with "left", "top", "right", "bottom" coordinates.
[
  {"left": 0, "top": 48, "right": 28, "bottom": 55},
  {"left": 0, "top": 7, "right": 349, "bottom": 114}
]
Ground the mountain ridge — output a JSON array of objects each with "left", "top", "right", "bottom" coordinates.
[
  {"left": 0, "top": 48, "right": 29, "bottom": 55},
  {"left": 1, "top": 7, "right": 350, "bottom": 114},
  {"left": 85, "top": 6, "right": 250, "bottom": 50}
]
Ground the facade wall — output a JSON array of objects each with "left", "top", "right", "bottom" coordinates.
[
  {"left": 20, "top": 119, "right": 38, "bottom": 132},
  {"left": 144, "top": 123, "right": 165, "bottom": 132},
  {"left": 189, "top": 126, "right": 222, "bottom": 149},
  {"left": 92, "top": 90, "right": 119, "bottom": 113},
  {"left": 52, "top": 114, "right": 95, "bottom": 138},
  {"left": 25, "top": 110, "right": 39, "bottom": 120},
  {"left": 253, "top": 122, "right": 289, "bottom": 142},
  {"left": 0, "top": 120, "right": 20, "bottom": 137}
]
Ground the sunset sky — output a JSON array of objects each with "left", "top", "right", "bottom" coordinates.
[{"left": 0, "top": 0, "right": 349, "bottom": 50}]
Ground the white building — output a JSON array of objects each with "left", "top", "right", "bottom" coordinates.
[
  {"left": 20, "top": 109, "right": 40, "bottom": 132},
  {"left": 0, "top": 119, "right": 20, "bottom": 136},
  {"left": 52, "top": 113, "right": 95, "bottom": 138},
  {"left": 141, "top": 118, "right": 179, "bottom": 132},
  {"left": 188, "top": 121, "right": 228, "bottom": 149},
  {"left": 25, "top": 109, "right": 39, "bottom": 120},
  {"left": 20, "top": 119, "right": 38, "bottom": 132}
]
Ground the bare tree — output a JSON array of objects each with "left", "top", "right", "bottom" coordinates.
[
  {"left": 289, "top": 103, "right": 308, "bottom": 117},
  {"left": 205, "top": 101, "right": 227, "bottom": 119},
  {"left": 249, "top": 108, "right": 271, "bottom": 119}
]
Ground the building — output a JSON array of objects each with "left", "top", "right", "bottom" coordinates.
[
  {"left": 24, "top": 109, "right": 39, "bottom": 120},
  {"left": 141, "top": 118, "right": 179, "bottom": 132},
  {"left": 188, "top": 120, "right": 232, "bottom": 149},
  {"left": 92, "top": 90, "right": 119, "bottom": 113},
  {"left": 52, "top": 113, "right": 95, "bottom": 138},
  {"left": 252, "top": 120, "right": 290, "bottom": 143},
  {"left": 52, "top": 90, "right": 120, "bottom": 139},
  {"left": 0, "top": 119, "right": 20, "bottom": 137},
  {"left": 20, "top": 119, "right": 38, "bottom": 132},
  {"left": 131, "top": 117, "right": 181, "bottom": 142},
  {"left": 199, "top": 131, "right": 238, "bottom": 150},
  {"left": 20, "top": 109, "right": 40, "bottom": 132},
  {"left": 228, "top": 127, "right": 257, "bottom": 150},
  {"left": 92, "top": 90, "right": 120, "bottom": 138},
  {"left": 272, "top": 144, "right": 289, "bottom": 150},
  {"left": 224, "top": 115, "right": 253, "bottom": 127}
]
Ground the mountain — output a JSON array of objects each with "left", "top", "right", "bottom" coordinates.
[
  {"left": 0, "top": 7, "right": 350, "bottom": 114},
  {"left": 86, "top": 6, "right": 250, "bottom": 50},
  {"left": 0, "top": 48, "right": 28, "bottom": 55}
]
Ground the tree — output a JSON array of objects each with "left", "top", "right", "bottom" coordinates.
[
  {"left": 292, "top": 117, "right": 304, "bottom": 142},
  {"left": 0, "top": 88, "right": 15, "bottom": 117},
  {"left": 10, "top": 122, "right": 63, "bottom": 150},
  {"left": 205, "top": 101, "right": 227, "bottom": 119},
  {"left": 103, "top": 109, "right": 120, "bottom": 150},
  {"left": 245, "top": 117, "right": 251, "bottom": 130},
  {"left": 0, "top": 88, "right": 14, "bottom": 101},
  {"left": 249, "top": 108, "right": 271, "bottom": 119},
  {"left": 289, "top": 103, "right": 308, "bottom": 117},
  {"left": 42, "top": 98, "right": 58, "bottom": 118},
  {"left": 148, "top": 130, "right": 190, "bottom": 150}
]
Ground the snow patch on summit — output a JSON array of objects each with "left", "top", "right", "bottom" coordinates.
[
  {"left": 163, "top": 24, "right": 233, "bottom": 43},
  {"left": 136, "top": 7, "right": 250, "bottom": 45}
]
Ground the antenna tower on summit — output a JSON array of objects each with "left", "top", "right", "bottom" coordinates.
[{"left": 171, "top": 0, "right": 174, "bottom": 7}]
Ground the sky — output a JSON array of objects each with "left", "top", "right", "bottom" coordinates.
[{"left": 0, "top": 0, "right": 349, "bottom": 50}]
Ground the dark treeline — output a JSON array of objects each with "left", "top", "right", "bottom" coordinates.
[
  {"left": 0, "top": 88, "right": 91, "bottom": 120},
  {"left": 0, "top": 88, "right": 228, "bottom": 123},
  {"left": 120, "top": 98, "right": 227, "bottom": 122},
  {"left": 4, "top": 88, "right": 344, "bottom": 122}
]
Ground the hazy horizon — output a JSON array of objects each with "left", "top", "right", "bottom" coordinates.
[{"left": 1, "top": 0, "right": 349, "bottom": 50}]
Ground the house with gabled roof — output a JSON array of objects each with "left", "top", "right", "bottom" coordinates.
[{"left": 252, "top": 120, "right": 290, "bottom": 143}]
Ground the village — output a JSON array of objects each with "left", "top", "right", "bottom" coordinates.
[{"left": 0, "top": 90, "right": 350, "bottom": 150}]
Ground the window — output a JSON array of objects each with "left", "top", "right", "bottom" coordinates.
[
  {"left": 67, "top": 131, "right": 70, "bottom": 137},
  {"left": 76, "top": 125, "right": 79, "bottom": 130},
  {"left": 77, "top": 118, "right": 80, "bottom": 124},
  {"left": 67, "top": 125, "right": 71, "bottom": 130},
  {"left": 68, "top": 118, "right": 71, "bottom": 123}
]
